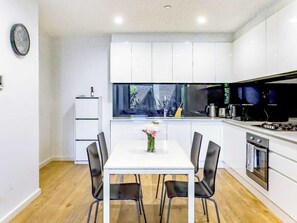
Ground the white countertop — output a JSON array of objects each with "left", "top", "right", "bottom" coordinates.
[
  {"left": 111, "top": 116, "right": 223, "bottom": 122},
  {"left": 223, "top": 120, "right": 297, "bottom": 144}
]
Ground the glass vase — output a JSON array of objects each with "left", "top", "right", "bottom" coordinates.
[{"left": 147, "top": 135, "right": 155, "bottom": 152}]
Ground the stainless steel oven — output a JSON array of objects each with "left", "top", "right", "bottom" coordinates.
[{"left": 246, "top": 132, "right": 269, "bottom": 190}]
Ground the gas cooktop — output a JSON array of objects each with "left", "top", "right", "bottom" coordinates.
[{"left": 254, "top": 122, "right": 297, "bottom": 131}]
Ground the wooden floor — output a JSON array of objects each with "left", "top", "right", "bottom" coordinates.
[{"left": 12, "top": 161, "right": 281, "bottom": 223}]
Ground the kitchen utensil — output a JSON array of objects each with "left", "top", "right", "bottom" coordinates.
[
  {"left": 218, "top": 108, "right": 227, "bottom": 118},
  {"left": 228, "top": 104, "right": 237, "bottom": 118},
  {"left": 205, "top": 103, "right": 217, "bottom": 117},
  {"left": 174, "top": 103, "right": 183, "bottom": 118}
]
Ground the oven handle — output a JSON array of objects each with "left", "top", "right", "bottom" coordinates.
[{"left": 254, "top": 146, "right": 268, "bottom": 153}]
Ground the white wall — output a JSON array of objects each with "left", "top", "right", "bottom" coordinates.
[
  {"left": 0, "top": 1, "right": 40, "bottom": 222},
  {"left": 51, "top": 36, "right": 112, "bottom": 159},
  {"left": 39, "top": 31, "right": 53, "bottom": 166}
]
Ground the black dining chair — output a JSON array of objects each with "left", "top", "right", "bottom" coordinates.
[
  {"left": 97, "top": 132, "right": 140, "bottom": 183},
  {"left": 160, "top": 141, "right": 221, "bottom": 223},
  {"left": 86, "top": 142, "right": 147, "bottom": 223},
  {"left": 156, "top": 132, "right": 203, "bottom": 215}
]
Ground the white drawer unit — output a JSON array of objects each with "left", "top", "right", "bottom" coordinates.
[
  {"left": 75, "top": 97, "right": 101, "bottom": 164},
  {"left": 75, "top": 141, "right": 97, "bottom": 162}
]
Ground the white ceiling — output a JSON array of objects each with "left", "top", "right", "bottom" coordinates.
[{"left": 38, "top": 0, "right": 291, "bottom": 36}]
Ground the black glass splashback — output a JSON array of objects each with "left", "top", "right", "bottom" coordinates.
[{"left": 113, "top": 83, "right": 227, "bottom": 117}]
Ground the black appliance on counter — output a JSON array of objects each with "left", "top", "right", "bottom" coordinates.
[
  {"left": 232, "top": 104, "right": 288, "bottom": 122},
  {"left": 246, "top": 132, "right": 269, "bottom": 190}
]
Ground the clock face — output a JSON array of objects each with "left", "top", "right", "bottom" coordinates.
[{"left": 10, "top": 24, "right": 30, "bottom": 56}]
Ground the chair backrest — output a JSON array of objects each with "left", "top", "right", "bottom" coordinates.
[
  {"left": 86, "top": 142, "right": 103, "bottom": 198},
  {"left": 190, "top": 132, "right": 203, "bottom": 174},
  {"left": 97, "top": 132, "right": 109, "bottom": 168},
  {"left": 202, "top": 141, "right": 221, "bottom": 196}
]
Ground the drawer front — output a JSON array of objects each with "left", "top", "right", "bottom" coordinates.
[
  {"left": 269, "top": 169, "right": 297, "bottom": 221},
  {"left": 76, "top": 141, "right": 96, "bottom": 161},
  {"left": 270, "top": 139, "right": 297, "bottom": 162},
  {"left": 75, "top": 99, "right": 98, "bottom": 118},
  {"left": 76, "top": 120, "right": 99, "bottom": 140},
  {"left": 270, "top": 152, "right": 297, "bottom": 182}
]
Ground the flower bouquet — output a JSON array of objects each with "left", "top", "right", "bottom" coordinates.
[{"left": 142, "top": 122, "right": 159, "bottom": 152}]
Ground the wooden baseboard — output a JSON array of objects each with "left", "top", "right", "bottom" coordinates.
[
  {"left": 224, "top": 162, "right": 297, "bottom": 223},
  {"left": 39, "top": 157, "right": 53, "bottom": 169},
  {"left": 39, "top": 157, "right": 74, "bottom": 169},
  {"left": 51, "top": 156, "right": 73, "bottom": 161},
  {"left": 0, "top": 189, "right": 41, "bottom": 223}
]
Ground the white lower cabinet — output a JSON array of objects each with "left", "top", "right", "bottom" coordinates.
[
  {"left": 223, "top": 122, "right": 297, "bottom": 222},
  {"left": 111, "top": 120, "right": 222, "bottom": 160},
  {"left": 222, "top": 123, "right": 246, "bottom": 176},
  {"left": 75, "top": 97, "right": 101, "bottom": 164},
  {"left": 269, "top": 169, "right": 297, "bottom": 221},
  {"left": 110, "top": 121, "right": 167, "bottom": 152},
  {"left": 167, "top": 121, "right": 191, "bottom": 157},
  {"left": 191, "top": 122, "right": 222, "bottom": 164},
  {"left": 76, "top": 141, "right": 97, "bottom": 162}
]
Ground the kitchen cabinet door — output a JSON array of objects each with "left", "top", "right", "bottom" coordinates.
[
  {"left": 222, "top": 123, "right": 246, "bottom": 176},
  {"left": 277, "top": 0, "right": 297, "bottom": 74},
  {"left": 266, "top": 13, "right": 279, "bottom": 76},
  {"left": 76, "top": 120, "right": 99, "bottom": 140},
  {"left": 269, "top": 169, "right": 297, "bottom": 221},
  {"left": 191, "top": 122, "right": 222, "bottom": 166},
  {"left": 167, "top": 121, "right": 191, "bottom": 157},
  {"left": 172, "top": 43, "right": 193, "bottom": 83},
  {"left": 75, "top": 98, "right": 99, "bottom": 119},
  {"left": 132, "top": 43, "right": 152, "bottom": 82},
  {"left": 215, "top": 43, "right": 233, "bottom": 83},
  {"left": 110, "top": 42, "right": 132, "bottom": 83},
  {"left": 110, "top": 122, "right": 144, "bottom": 152},
  {"left": 193, "top": 43, "right": 215, "bottom": 83},
  {"left": 152, "top": 43, "right": 173, "bottom": 83},
  {"left": 76, "top": 141, "right": 96, "bottom": 162}
]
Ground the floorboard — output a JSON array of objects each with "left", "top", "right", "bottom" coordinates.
[{"left": 11, "top": 161, "right": 281, "bottom": 223}]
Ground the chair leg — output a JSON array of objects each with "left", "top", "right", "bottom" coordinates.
[
  {"left": 166, "top": 199, "right": 172, "bottom": 223},
  {"left": 159, "top": 175, "right": 166, "bottom": 215},
  {"left": 160, "top": 190, "right": 167, "bottom": 218},
  {"left": 201, "top": 199, "right": 206, "bottom": 215},
  {"left": 155, "top": 174, "right": 161, "bottom": 198},
  {"left": 140, "top": 198, "right": 147, "bottom": 223},
  {"left": 136, "top": 201, "right": 141, "bottom": 223},
  {"left": 94, "top": 201, "right": 100, "bottom": 223},
  {"left": 207, "top": 198, "right": 221, "bottom": 223},
  {"left": 205, "top": 199, "right": 209, "bottom": 222},
  {"left": 134, "top": 174, "right": 139, "bottom": 183},
  {"left": 87, "top": 200, "right": 98, "bottom": 223}
]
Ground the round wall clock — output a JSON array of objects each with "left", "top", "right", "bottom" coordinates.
[{"left": 10, "top": 24, "right": 30, "bottom": 56}]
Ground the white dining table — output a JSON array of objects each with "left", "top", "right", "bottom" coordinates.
[{"left": 103, "top": 140, "right": 195, "bottom": 223}]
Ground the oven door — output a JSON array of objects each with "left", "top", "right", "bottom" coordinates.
[
  {"left": 253, "top": 146, "right": 268, "bottom": 183},
  {"left": 246, "top": 143, "right": 269, "bottom": 190}
]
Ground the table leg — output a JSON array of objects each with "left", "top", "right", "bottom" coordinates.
[
  {"left": 103, "top": 170, "right": 110, "bottom": 223},
  {"left": 188, "top": 171, "right": 194, "bottom": 223}
]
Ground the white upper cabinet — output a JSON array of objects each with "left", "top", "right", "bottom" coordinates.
[
  {"left": 172, "top": 43, "right": 193, "bottom": 83},
  {"left": 215, "top": 43, "right": 233, "bottom": 83},
  {"left": 232, "top": 21, "right": 266, "bottom": 82},
  {"left": 266, "top": 13, "right": 278, "bottom": 76},
  {"left": 110, "top": 42, "right": 132, "bottom": 82},
  {"left": 277, "top": 0, "right": 297, "bottom": 74},
  {"left": 131, "top": 43, "right": 152, "bottom": 82},
  {"left": 193, "top": 43, "right": 216, "bottom": 83},
  {"left": 152, "top": 43, "right": 173, "bottom": 83}
]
